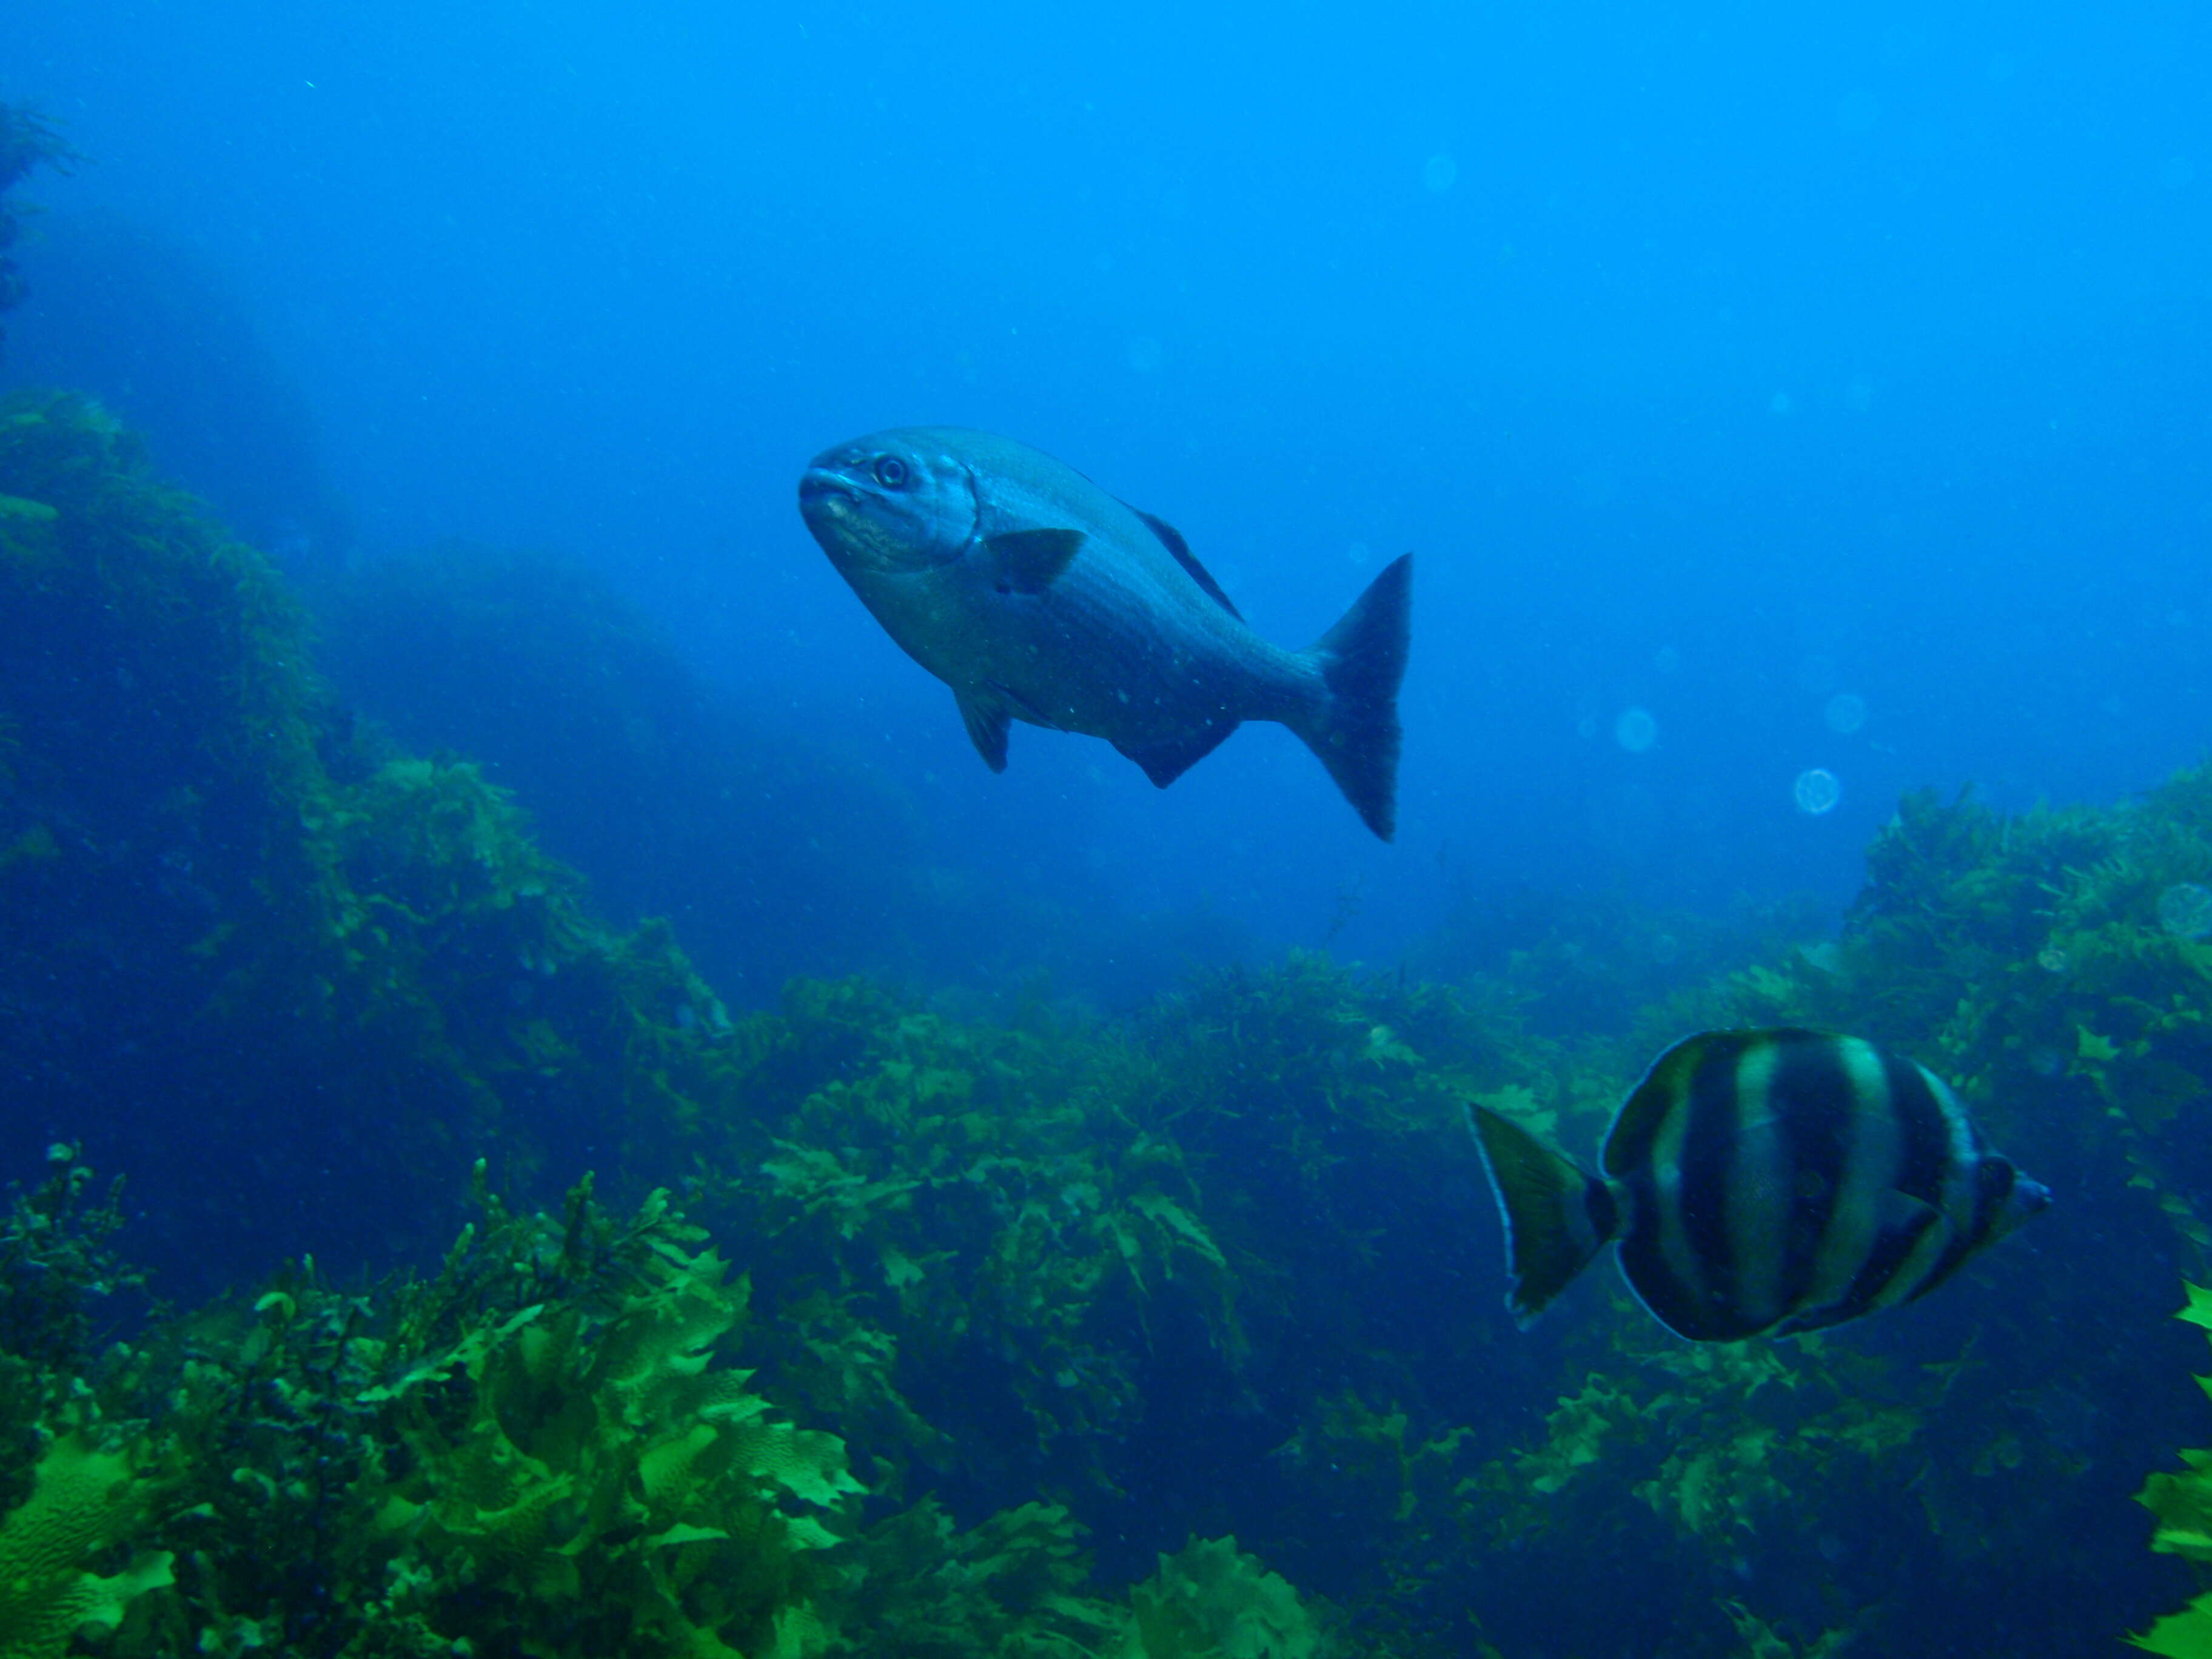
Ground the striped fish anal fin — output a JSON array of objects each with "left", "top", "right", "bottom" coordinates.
[
  {"left": 954, "top": 689, "right": 1011, "bottom": 771},
  {"left": 1111, "top": 718, "right": 1239, "bottom": 789},
  {"left": 1471, "top": 1106, "right": 1620, "bottom": 1327},
  {"left": 984, "top": 528, "right": 1085, "bottom": 594}
]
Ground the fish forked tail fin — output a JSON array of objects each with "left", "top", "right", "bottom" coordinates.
[
  {"left": 1469, "top": 1105, "right": 1621, "bottom": 1327},
  {"left": 1293, "top": 552, "right": 1412, "bottom": 840}
]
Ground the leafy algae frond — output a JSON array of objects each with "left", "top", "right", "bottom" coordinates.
[
  {"left": 0, "top": 1435, "right": 170, "bottom": 1659},
  {"left": 2130, "top": 1282, "right": 2212, "bottom": 1655}
]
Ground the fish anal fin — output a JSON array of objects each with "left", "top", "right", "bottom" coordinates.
[
  {"left": 1471, "top": 1105, "right": 1619, "bottom": 1327},
  {"left": 954, "top": 689, "right": 1010, "bottom": 771},
  {"left": 1111, "top": 718, "right": 1238, "bottom": 789},
  {"left": 984, "top": 528, "right": 1084, "bottom": 595},
  {"left": 1124, "top": 503, "right": 1243, "bottom": 620}
]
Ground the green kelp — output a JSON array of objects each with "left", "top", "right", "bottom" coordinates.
[
  {"left": 2, "top": 1164, "right": 1348, "bottom": 1659},
  {"left": 1121, "top": 1537, "right": 1324, "bottom": 1659},
  {"left": 0, "top": 1435, "right": 171, "bottom": 1659},
  {"left": 2130, "top": 1282, "right": 2212, "bottom": 1656},
  {"left": 702, "top": 979, "right": 1243, "bottom": 1506},
  {"left": 120, "top": 1177, "right": 862, "bottom": 1658},
  {"left": 0, "top": 1156, "right": 169, "bottom": 1659}
]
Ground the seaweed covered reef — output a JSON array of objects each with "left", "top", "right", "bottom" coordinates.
[
  {"left": 311, "top": 547, "right": 930, "bottom": 1000},
  {"left": 6, "top": 392, "right": 2212, "bottom": 1654},
  {"left": 0, "top": 104, "right": 76, "bottom": 352}
]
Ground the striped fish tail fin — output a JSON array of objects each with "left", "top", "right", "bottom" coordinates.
[{"left": 1470, "top": 1105, "right": 1621, "bottom": 1326}]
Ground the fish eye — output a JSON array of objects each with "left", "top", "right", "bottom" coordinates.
[{"left": 873, "top": 455, "right": 910, "bottom": 489}]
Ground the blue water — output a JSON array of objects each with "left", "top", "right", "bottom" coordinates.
[{"left": 4, "top": 1, "right": 2208, "bottom": 970}]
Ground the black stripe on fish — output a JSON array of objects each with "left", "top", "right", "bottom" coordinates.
[
  {"left": 1681, "top": 1035, "right": 1755, "bottom": 1336},
  {"left": 1615, "top": 1033, "right": 1733, "bottom": 1339},
  {"left": 1797, "top": 1049, "right": 1957, "bottom": 1330},
  {"left": 1906, "top": 1147, "right": 2019, "bottom": 1308},
  {"left": 1769, "top": 1033, "right": 1854, "bottom": 1321}
]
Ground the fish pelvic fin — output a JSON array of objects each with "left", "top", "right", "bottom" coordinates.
[
  {"left": 1470, "top": 1104, "right": 1621, "bottom": 1329},
  {"left": 955, "top": 688, "right": 1011, "bottom": 771},
  {"left": 1292, "top": 553, "right": 1410, "bottom": 840}
]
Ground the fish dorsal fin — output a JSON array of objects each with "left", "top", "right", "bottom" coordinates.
[
  {"left": 1111, "top": 717, "right": 1239, "bottom": 789},
  {"left": 983, "top": 528, "right": 1084, "bottom": 595},
  {"left": 1124, "top": 503, "right": 1243, "bottom": 620},
  {"left": 953, "top": 688, "right": 1010, "bottom": 771}
]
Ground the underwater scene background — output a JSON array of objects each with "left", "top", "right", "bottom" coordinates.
[{"left": 3, "top": 4, "right": 2212, "bottom": 1655}]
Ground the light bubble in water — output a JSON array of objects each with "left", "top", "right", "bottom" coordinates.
[
  {"left": 1346, "top": 540, "right": 1373, "bottom": 568},
  {"left": 2157, "top": 882, "right": 2212, "bottom": 939},
  {"left": 1794, "top": 768, "right": 1842, "bottom": 816},
  {"left": 1824, "top": 692, "right": 1868, "bottom": 734},
  {"left": 1423, "top": 153, "right": 1459, "bottom": 193},
  {"left": 1614, "top": 707, "right": 1658, "bottom": 752}
]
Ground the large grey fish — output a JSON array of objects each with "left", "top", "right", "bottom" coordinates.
[
  {"left": 798, "top": 427, "right": 1412, "bottom": 838},
  {"left": 1471, "top": 1027, "right": 2049, "bottom": 1341}
]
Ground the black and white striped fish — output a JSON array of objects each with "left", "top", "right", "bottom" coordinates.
[{"left": 1470, "top": 1028, "right": 2049, "bottom": 1341}]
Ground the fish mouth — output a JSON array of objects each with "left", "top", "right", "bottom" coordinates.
[{"left": 799, "top": 466, "right": 860, "bottom": 511}]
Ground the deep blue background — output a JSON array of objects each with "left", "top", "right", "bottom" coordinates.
[{"left": 4, "top": 0, "right": 2208, "bottom": 979}]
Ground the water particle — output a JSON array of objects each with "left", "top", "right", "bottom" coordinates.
[
  {"left": 1794, "top": 768, "right": 1842, "bottom": 816},
  {"left": 1614, "top": 708, "right": 1659, "bottom": 753},
  {"left": 1423, "top": 153, "right": 1459, "bottom": 193},
  {"left": 1823, "top": 692, "right": 1868, "bottom": 735}
]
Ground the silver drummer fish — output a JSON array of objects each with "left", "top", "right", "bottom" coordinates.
[{"left": 797, "top": 427, "right": 1412, "bottom": 839}]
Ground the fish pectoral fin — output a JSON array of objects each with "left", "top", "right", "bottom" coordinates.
[
  {"left": 954, "top": 689, "right": 1011, "bottom": 772},
  {"left": 984, "top": 528, "right": 1085, "bottom": 595},
  {"left": 1111, "top": 718, "right": 1238, "bottom": 789},
  {"left": 1880, "top": 1188, "right": 1944, "bottom": 1237}
]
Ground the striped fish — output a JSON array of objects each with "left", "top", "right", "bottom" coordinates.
[{"left": 1470, "top": 1028, "right": 2049, "bottom": 1341}]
